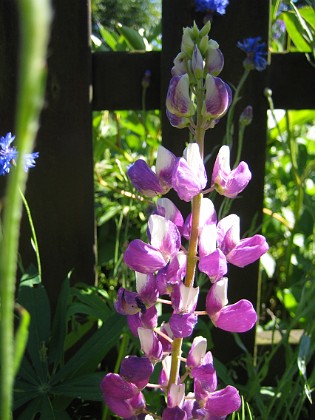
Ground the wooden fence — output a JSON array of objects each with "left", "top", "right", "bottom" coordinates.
[{"left": 0, "top": 0, "right": 314, "bottom": 362}]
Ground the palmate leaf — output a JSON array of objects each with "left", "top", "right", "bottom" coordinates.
[
  {"left": 53, "top": 372, "right": 105, "bottom": 401},
  {"left": 50, "top": 313, "right": 126, "bottom": 385},
  {"left": 17, "top": 279, "right": 51, "bottom": 382}
]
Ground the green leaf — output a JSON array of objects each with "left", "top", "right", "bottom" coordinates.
[
  {"left": 282, "top": 11, "right": 312, "bottom": 52},
  {"left": 52, "top": 373, "right": 104, "bottom": 401},
  {"left": 48, "top": 276, "right": 70, "bottom": 367},
  {"left": 13, "top": 304, "right": 30, "bottom": 376},
  {"left": 17, "top": 282, "right": 51, "bottom": 381},
  {"left": 299, "top": 6, "right": 315, "bottom": 31},
  {"left": 51, "top": 314, "right": 125, "bottom": 384},
  {"left": 269, "top": 110, "right": 315, "bottom": 142},
  {"left": 116, "top": 24, "right": 146, "bottom": 51},
  {"left": 98, "top": 25, "right": 119, "bottom": 51}
]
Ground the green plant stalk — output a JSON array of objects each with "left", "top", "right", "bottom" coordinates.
[
  {"left": 20, "top": 189, "right": 42, "bottom": 282},
  {"left": 168, "top": 83, "right": 205, "bottom": 389},
  {"left": 0, "top": 0, "right": 51, "bottom": 418},
  {"left": 223, "top": 69, "right": 251, "bottom": 148}
]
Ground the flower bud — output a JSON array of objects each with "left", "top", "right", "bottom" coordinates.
[
  {"left": 239, "top": 105, "right": 253, "bottom": 126},
  {"left": 181, "top": 27, "right": 194, "bottom": 55},
  {"left": 205, "top": 40, "right": 224, "bottom": 76},
  {"left": 199, "top": 20, "right": 211, "bottom": 38},
  {"left": 201, "top": 74, "right": 230, "bottom": 121},
  {"left": 192, "top": 45, "right": 204, "bottom": 80},
  {"left": 199, "top": 34, "right": 209, "bottom": 56},
  {"left": 166, "top": 74, "right": 195, "bottom": 117},
  {"left": 171, "top": 52, "right": 188, "bottom": 76}
]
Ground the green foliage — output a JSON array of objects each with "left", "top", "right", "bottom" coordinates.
[
  {"left": 14, "top": 272, "right": 125, "bottom": 418},
  {"left": 270, "top": 0, "right": 315, "bottom": 63}
]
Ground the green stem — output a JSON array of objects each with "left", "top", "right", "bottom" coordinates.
[
  {"left": 0, "top": 1, "right": 51, "bottom": 418},
  {"left": 19, "top": 189, "right": 42, "bottom": 282},
  {"left": 224, "top": 69, "right": 251, "bottom": 148}
]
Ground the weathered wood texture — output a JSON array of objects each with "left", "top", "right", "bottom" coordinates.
[{"left": 0, "top": 0, "right": 96, "bottom": 310}]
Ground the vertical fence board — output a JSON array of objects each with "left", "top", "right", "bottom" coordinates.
[{"left": 18, "top": 0, "right": 96, "bottom": 309}]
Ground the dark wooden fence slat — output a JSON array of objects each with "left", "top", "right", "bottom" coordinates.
[
  {"left": 269, "top": 53, "right": 315, "bottom": 109},
  {"left": 18, "top": 0, "right": 96, "bottom": 309},
  {"left": 92, "top": 51, "right": 161, "bottom": 110}
]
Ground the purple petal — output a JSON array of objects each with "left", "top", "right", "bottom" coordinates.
[
  {"left": 135, "top": 272, "right": 158, "bottom": 305},
  {"left": 162, "top": 407, "right": 187, "bottom": 420},
  {"left": 205, "top": 42, "right": 224, "bottom": 76},
  {"left": 187, "top": 336, "right": 207, "bottom": 368},
  {"left": 172, "top": 158, "right": 206, "bottom": 202},
  {"left": 206, "top": 278, "right": 228, "bottom": 317},
  {"left": 202, "top": 75, "right": 230, "bottom": 119},
  {"left": 166, "top": 74, "right": 195, "bottom": 117},
  {"left": 156, "top": 197, "right": 184, "bottom": 232},
  {"left": 148, "top": 215, "right": 181, "bottom": 261},
  {"left": 156, "top": 252, "right": 187, "bottom": 294},
  {"left": 114, "top": 288, "right": 142, "bottom": 315},
  {"left": 205, "top": 385, "right": 241, "bottom": 416},
  {"left": 101, "top": 373, "right": 138, "bottom": 400},
  {"left": 124, "top": 239, "right": 166, "bottom": 274},
  {"left": 127, "top": 305, "right": 158, "bottom": 336},
  {"left": 213, "top": 299, "right": 257, "bottom": 333},
  {"left": 159, "top": 322, "right": 174, "bottom": 353},
  {"left": 192, "top": 363, "right": 217, "bottom": 400},
  {"left": 169, "top": 312, "right": 198, "bottom": 338},
  {"left": 167, "top": 383, "right": 185, "bottom": 408},
  {"left": 198, "top": 249, "right": 227, "bottom": 283},
  {"left": 138, "top": 328, "right": 163, "bottom": 361},
  {"left": 227, "top": 234, "right": 269, "bottom": 267},
  {"left": 127, "top": 159, "right": 163, "bottom": 197},
  {"left": 166, "top": 108, "right": 191, "bottom": 129},
  {"left": 171, "top": 283, "right": 199, "bottom": 313},
  {"left": 103, "top": 395, "right": 135, "bottom": 418},
  {"left": 120, "top": 356, "right": 154, "bottom": 389},
  {"left": 216, "top": 214, "right": 240, "bottom": 253},
  {"left": 156, "top": 145, "right": 177, "bottom": 187}
]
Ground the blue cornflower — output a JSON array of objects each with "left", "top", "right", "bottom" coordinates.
[
  {"left": 0, "top": 132, "right": 39, "bottom": 175},
  {"left": 195, "top": 0, "right": 229, "bottom": 15},
  {"left": 237, "top": 37, "right": 268, "bottom": 71}
]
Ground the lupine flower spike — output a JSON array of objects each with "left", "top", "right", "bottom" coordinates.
[{"left": 101, "top": 21, "right": 268, "bottom": 419}]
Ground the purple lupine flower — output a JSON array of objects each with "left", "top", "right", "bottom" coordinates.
[
  {"left": 166, "top": 74, "right": 195, "bottom": 118},
  {"left": 237, "top": 36, "right": 268, "bottom": 71},
  {"left": 206, "top": 277, "right": 257, "bottom": 332},
  {"left": 205, "top": 39, "right": 224, "bottom": 76},
  {"left": 159, "top": 322, "right": 174, "bottom": 353},
  {"left": 115, "top": 288, "right": 144, "bottom": 315},
  {"left": 127, "top": 305, "right": 158, "bottom": 336},
  {"left": 201, "top": 75, "right": 231, "bottom": 124},
  {"left": 172, "top": 143, "right": 207, "bottom": 202},
  {"left": 124, "top": 215, "right": 181, "bottom": 274},
  {"left": 211, "top": 145, "right": 252, "bottom": 198},
  {"left": 162, "top": 406, "right": 187, "bottom": 420},
  {"left": 166, "top": 109, "right": 192, "bottom": 129},
  {"left": 0, "top": 132, "right": 39, "bottom": 175},
  {"left": 120, "top": 356, "right": 154, "bottom": 389},
  {"left": 192, "top": 45, "right": 204, "bottom": 80},
  {"left": 172, "top": 52, "right": 188, "bottom": 77},
  {"left": 192, "top": 385, "right": 241, "bottom": 418},
  {"left": 138, "top": 327, "right": 163, "bottom": 362},
  {"left": 169, "top": 284, "right": 199, "bottom": 338},
  {"left": 198, "top": 248, "right": 227, "bottom": 282},
  {"left": 186, "top": 336, "right": 207, "bottom": 368},
  {"left": 169, "top": 312, "right": 198, "bottom": 338},
  {"left": 128, "top": 146, "right": 176, "bottom": 197},
  {"left": 101, "top": 373, "right": 146, "bottom": 418},
  {"left": 156, "top": 197, "right": 184, "bottom": 233},
  {"left": 127, "top": 159, "right": 165, "bottom": 197},
  {"left": 162, "top": 384, "right": 187, "bottom": 419},
  {"left": 217, "top": 213, "right": 269, "bottom": 267},
  {"left": 195, "top": 0, "right": 230, "bottom": 15},
  {"left": 156, "top": 251, "right": 187, "bottom": 295}
]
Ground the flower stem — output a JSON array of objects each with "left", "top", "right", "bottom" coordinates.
[{"left": 224, "top": 69, "right": 250, "bottom": 147}]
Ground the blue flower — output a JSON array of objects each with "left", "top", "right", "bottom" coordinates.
[
  {"left": 195, "top": 0, "right": 229, "bottom": 15},
  {"left": 0, "top": 132, "right": 39, "bottom": 175},
  {"left": 237, "top": 37, "right": 268, "bottom": 71}
]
